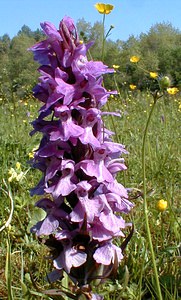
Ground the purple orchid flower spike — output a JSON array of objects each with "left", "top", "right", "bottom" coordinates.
[{"left": 29, "top": 15, "right": 134, "bottom": 300}]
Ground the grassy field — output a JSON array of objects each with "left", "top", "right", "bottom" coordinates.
[{"left": 0, "top": 89, "right": 180, "bottom": 299}]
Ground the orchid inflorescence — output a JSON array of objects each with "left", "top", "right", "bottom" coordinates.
[{"left": 29, "top": 16, "right": 134, "bottom": 299}]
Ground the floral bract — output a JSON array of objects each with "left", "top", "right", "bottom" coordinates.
[
  {"left": 159, "top": 75, "right": 171, "bottom": 89},
  {"left": 29, "top": 16, "right": 133, "bottom": 298}
]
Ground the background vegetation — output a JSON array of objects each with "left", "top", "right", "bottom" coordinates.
[
  {"left": 0, "top": 20, "right": 180, "bottom": 299},
  {"left": 1, "top": 20, "right": 181, "bottom": 99}
]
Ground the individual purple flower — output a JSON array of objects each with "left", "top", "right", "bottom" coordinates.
[
  {"left": 54, "top": 243, "right": 87, "bottom": 274},
  {"left": 54, "top": 105, "right": 84, "bottom": 140},
  {"left": 70, "top": 181, "right": 101, "bottom": 222},
  {"left": 29, "top": 16, "right": 134, "bottom": 299},
  {"left": 31, "top": 198, "right": 67, "bottom": 235},
  {"left": 45, "top": 159, "right": 78, "bottom": 198},
  {"left": 77, "top": 147, "right": 114, "bottom": 183},
  {"left": 93, "top": 242, "right": 123, "bottom": 265},
  {"left": 79, "top": 108, "right": 102, "bottom": 148}
]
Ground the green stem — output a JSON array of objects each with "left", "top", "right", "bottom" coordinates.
[
  {"left": 101, "top": 13, "right": 106, "bottom": 61},
  {"left": 106, "top": 100, "right": 119, "bottom": 141},
  {"left": 6, "top": 232, "right": 14, "bottom": 300},
  {"left": 142, "top": 94, "right": 163, "bottom": 300}
]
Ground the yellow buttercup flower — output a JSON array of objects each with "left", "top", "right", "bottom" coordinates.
[
  {"left": 112, "top": 64, "right": 120, "bottom": 69},
  {"left": 156, "top": 199, "right": 168, "bottom": 212},
  {"left": 167, "top": 87, "right": 179, "bottom": 95},
  {"left": 150, "top": 72, "right": 158, "bottom": 79},
  {"left": 130, "top": 56, "right": 140, "bottom": 63},
  {"left": 94, "top": 3, "right": 114, "bottom": 14},
  {"left": 129, "top": 84, "right": 137, "bottom": 90}
]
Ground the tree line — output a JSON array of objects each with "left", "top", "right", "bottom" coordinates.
[{"left": 0, "top": 20, "right": 180, "bottom": 101}]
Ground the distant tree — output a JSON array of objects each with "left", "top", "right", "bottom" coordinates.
[
  {"left": 0, "top": 20, "right": 181, "bottom": 99},
  {"left": 169, "top": 47, "right": 181, "bottom": 86},
  {"left": 76, "top": 18, "right": 92, "bottom": 43},
  {"left": 77, "top": 18, "right": 104, "bottom": 60},
  {"left": 8, "top": 34, "right": 38, "bottom": 90},
  {"left": 140, "top": 22, "right": 180, "bottom": 71},
  {"left": 18, "top": 25, "right": 33, "bottom": 37},
  {"left": 113, "top": 22, "right": 181, "bottom": 89},
  {"left": 18, "top": 25, "right": 45, "bottom": 41},
  {"left": 33, "top": 28, "right": 45, "bottom": 41},
  {"left": 0, "top": 34, "right": 11, "bottom": 54}
]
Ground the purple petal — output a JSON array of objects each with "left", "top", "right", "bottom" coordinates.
[
  {"left": 47, "top": 269, "right": 63, "bottom": 283},
  {"left": 93, "top": 242, "right": 123, "bottom": 265},
  {"left": 40, "top": 21, "right": 62, "bottom": 41},
  {"left": 79, "top": 159, "right": 113, "bottom": 183},
  {"left": 31, "top": 214, "right": 59, "bottom": 236},
  {"left": 54, "top": 246, "right": 87, "bottom": 273},
  {"left": 91, "top": 293, "right": 104, "bottom": 300}
]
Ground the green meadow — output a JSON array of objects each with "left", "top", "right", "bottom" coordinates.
[{"left": 0, "top": 87, "right": 180, "bottom": 299}]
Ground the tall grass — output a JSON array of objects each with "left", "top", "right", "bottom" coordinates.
[{"left": 0, "top": 90, "right": 180, "bottom": 299}]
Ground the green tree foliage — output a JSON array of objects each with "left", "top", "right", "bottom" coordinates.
[
  {"left": 8, "top": 34, "right": 37, "bottom": 84},
  {"left": 0, "top": 20, "right": 180, "bottom": 102},
  {"left": 169, "top": 47, "right": 181, "bottom": 85},
  {"left": 0, "top": 26, "right": 45, "bottom": 99},
  {"left": 0, "top": 34, "right": 11, "bottom": 76},
  {"left": 77, "top": 18, "right": 104, "bottom": 60},
  {"left": 139, "top": 22, "right": 181, "bottom": 85}
]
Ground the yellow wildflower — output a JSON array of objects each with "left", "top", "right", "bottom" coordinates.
[
  {"left": 156, "top": 199, "right": 168, "bottom": 212},
  {"left": 16, "top": 162, "right": 21, "bottom": 170},
  {"left": 167, "top": 87, "right": 179, "bottom": 95},
  {"left": 129, "top": 84, "right": 137, "bottom": 90},
  {"left": 112, "top": 64, "right": 120, "bottom": 69},
  {"left": 130, "top": 56, "right": 140, "bottom": 63},
  {"left": 28, "top": 146, "right": 38, "bottom": 159},
  {"left": 150, "top": 72, "right": 158, "bottom": 79},
  {"left": 28, "top": 152, "right": 34, "bottom": 159},
  {"left": 94, "top": 3, "right": 114, "bottom": 14},
  {"left": 8, "top": 168, "right": 24, "bottom": 183},
  {"left": 8, "top": 168, "right": 16, "bottom": 182},
  {"left": 178, "top": 102, "right": 181, "bottom": 111}
]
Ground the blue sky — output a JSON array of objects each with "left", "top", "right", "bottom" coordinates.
[{"left": 0, "top": 0, "right": 181, "bottom": 41}]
